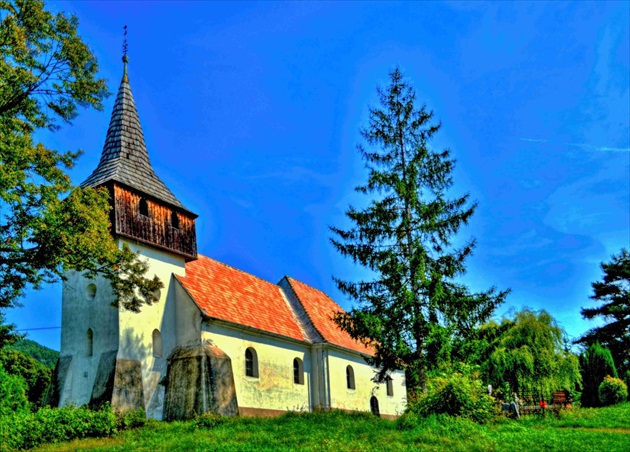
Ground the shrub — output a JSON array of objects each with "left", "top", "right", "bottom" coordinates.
[
  {"left": 406, "top": 365, "right": 496, "bottom": 424},
  {"left": 579, "top": 343, "right": 617, "bottom": 407},
  {"left": 117, "top": 407, "right": 147, "bottom": 430},
  {"left": 0, "top": 367, "right": 29, "bottom": 417},
  {"left": 598, "top": 376, "right": 628, "bottom": 406},
  {"left": 0, "top": 405, "right": 117, "bottom": 451},
  {"left": 194, "top": 412, "right": 227, "bottom": 428}
]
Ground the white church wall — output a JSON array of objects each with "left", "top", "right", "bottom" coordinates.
[
  {"left": 201, "top": 321, "right": 312, "bottom": 416},
  {"left": 327, "top": 347, "right": 407, "bottom": 418},
  {"left": 116, "top": 239, "right": 187, "bottom": 418},
  {"left": 59, "top": 270, "right": 119, "bottom": 406}
]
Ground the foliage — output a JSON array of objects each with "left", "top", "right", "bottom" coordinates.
[
  {"left": 0, "top": 366, "right": 29, "bottom": 417},
  {"left": 576, "top": 249, "right": 630, "bottom": 375},
  {"left": 116, "top": 407, "right": 147, "bottom": 430},
  {"left": 7, "top": 337, "right": 58, "bottom": 368},
  {"left": 580, "top": 342, "right": 618, "bottom": 408},
  {"left": 0, "top": 0, "right": 163, "bottom": 312},
  {"left": 406, "top": 364, "right": 496, "bottom": 424},
  {"left": 0, "top": 347, "right": 50, "bottom": 405},
  {"left": 484, "top": 309, "right": 581, "bottom": 397},
  {"left": 0, "top": 404, "right": 118, "bottom": 451},
  {"left": 598, "top": 376, "right": 628, "bottom": 406},
  {"left": 330, "top": 67, "right": 508, "bottom": 393},
  {"left": 0, "top": 310, "right": 22, "bottom": 348},
  {"left": 24, "top": 404, "right": 630, "bottom": 452}
]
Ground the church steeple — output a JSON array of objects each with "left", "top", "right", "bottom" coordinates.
[{"left": 82, "top": 50, "right": 197, "bottom": 260}]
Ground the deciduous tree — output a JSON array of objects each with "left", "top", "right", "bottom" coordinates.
[
  {"left": 330, "top": 68, "right": 508, "bottom": 394},
  {"left": 0, "top": 0, "right": 162, "bottom": 312}
]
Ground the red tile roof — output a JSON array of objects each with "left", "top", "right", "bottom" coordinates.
[
  {"left": 284, "top": 277, "right": 374, "bottom": 356},
  {"left": 177, "top": 255, "right": 307, "bottom": 342}
]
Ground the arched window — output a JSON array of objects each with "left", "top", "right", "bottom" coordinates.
[
  {"left": 171, "top": 211, "right": 180, "bottom": 229},
  {"left": 245, "top": 347, "right": 259, "bottom": 378},
  {"left": 86, "top": 283, "right": 96, "bottom": 301},
  {"left": 293, "top": 358, "right": 304, "bottom": 385},
  {"left": 139, "top": 198, "right": 149, "bottom": 217},
  {"left": 386, "top": 376, "right": 394, "bottom": 397},
  {"left": 152, "top": 329, "right": 163, "bottom": 358},
  {"left": 86, "top": 328, "right": 93, "bottom": 357},
  {"left": 346, "top": 365, "right": 355, "bottom": 390},
  {"left": 370, "top": 396, "right": 380, "bottom": 416}
]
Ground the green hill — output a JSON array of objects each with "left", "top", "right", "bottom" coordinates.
[{"left": 8, "top": 339, "right": 59, "bottom": 369}]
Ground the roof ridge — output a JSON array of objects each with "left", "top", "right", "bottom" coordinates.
[
  {"left": 285, "top": 276, "right": 343, "bottom": 309},
  {"left": 282, "top": 276, "right": 329, "bottom": 341},
  {"left": 196, "top": 254, "right": 281, "bottom": 288}
]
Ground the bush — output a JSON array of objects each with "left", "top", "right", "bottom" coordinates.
[
  {"left": 598, "top": 376, "right": 628, "bottom": 406},
  {"left": 405, "top": 365, "right": 496, "bottom": 424},
  {"left": 0, "top": 367, "right": 29, "bottom": 417},
  {"left": 117, "top": 407, "right": 147, "bottom": 430},
  {"left": 0, "top": 405, "right": 118, "bottom": 451},
  {"left": 580, "top": 343, "right": 617, "bottom": 407}
]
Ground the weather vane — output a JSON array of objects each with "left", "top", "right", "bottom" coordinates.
[{"left": 123, "top": 25, "right": 128, "bottom": 59}]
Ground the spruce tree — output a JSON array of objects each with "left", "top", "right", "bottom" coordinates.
[
  {"left": 579, "top": 342, "right": 617, "bottom": 407},
  {"left": 576, "top": 249, "right": 630, "bottom": 375},
  {"left": 330, "top": 68, "right": 508, "bottom": 394}
]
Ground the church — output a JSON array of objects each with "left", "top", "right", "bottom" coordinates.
[{"left": 47, "top": 54, "right": 407, "bottom": 420}]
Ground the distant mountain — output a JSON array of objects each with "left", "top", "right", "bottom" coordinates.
[{"left": 8, "top": 339, "right": 59, "bottom": 369}]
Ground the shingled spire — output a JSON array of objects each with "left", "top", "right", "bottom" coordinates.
[
  {"left": 81, "top": 55, "right": 189, "bottom": 212},
  {"left": 82, "top": 48, "right": 197, "bottom": 260}
]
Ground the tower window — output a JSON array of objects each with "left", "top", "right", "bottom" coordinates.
[
  {"left": 139, "top": 198, "right": 149, "bottom": 217},
  {"left": 152, "top": 329, "right": 163, "bottom": 358},
  {"left": 346, "top": 365, "right": 355, "bottom": 390},
  {"left": 86, "top": 283, "right": 97, "bottom": 301},
  {"left": 171, "top": 211, "right": 180, "bottom": 229},
  {"left": 293, "top": 358, "right": 304, "bottom": 385},
  {"left": 245, "top": 347, "right": 259, "bottom": 378},
  {"left": 86, "top": 328, "right": 93, "bottom": 357}
]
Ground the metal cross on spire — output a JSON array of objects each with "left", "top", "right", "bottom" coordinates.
[{"left": 123, "top": 25, "right": 128, "bottom": 59}]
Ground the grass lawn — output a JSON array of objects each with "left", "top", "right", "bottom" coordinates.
[{"left": 34, "top": 403, "right": 630, "bottom": 451}]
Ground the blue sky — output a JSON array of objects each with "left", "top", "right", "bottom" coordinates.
[{"left": 6, "top": 1, "right": 629, "bottom": 351}]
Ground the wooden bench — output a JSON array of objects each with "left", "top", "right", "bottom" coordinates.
[{"left": 552, "top": 390, "right": 572, "bottom": 407}]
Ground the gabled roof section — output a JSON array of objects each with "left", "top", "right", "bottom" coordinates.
[
  {"left": 282, "top": 277, "right": 374, "bottom": 356},
  {"left": 81, "top": 57, "right": 192, "bottom": 214},
  {"left": 177, "top": 255, "right": 308, "bottom": 342}
]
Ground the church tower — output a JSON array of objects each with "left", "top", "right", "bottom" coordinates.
[{"left": 51, "top": 53, "right": 197, "bottom": 418}]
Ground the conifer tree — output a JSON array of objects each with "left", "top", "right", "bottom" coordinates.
[
  {"left": 331, "top": 68, "right": 508, "bottom": 394},
  {"left": 577, "top": 249, "right": 630, "bottom": 375}
]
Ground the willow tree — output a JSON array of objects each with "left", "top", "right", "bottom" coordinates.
[
  {"left": 0, "top": 0, "right": 161, "bottom": 315},
  {"left": 331, "top": 68, "right": 508, "bottom": 394},
  {"left": 485, "top": 309, "right": 581, "bottom": 396}
]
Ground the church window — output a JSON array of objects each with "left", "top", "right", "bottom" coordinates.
[
  {"left": 152, "top": 329, "right": 163, "bottom": 358},
  {"left": 370, "top": 396, "right": 380, "bottom": 416},
  {"left": 86, "top": 328, "right": 93, "bottom": 357},
  {"left": 293, "top": 358, "right": 304, "bottom": 385},
  {"left": 139, "top": 198, "right": 149, "bottom": 217},
  {"left": 171, "top": 211, "right": 180, "bottom": 229},
  {"left": 386, "top": 376, "right": 394, "bottom": 397},
  {"left": 86, "top": 283, "right": 97, "bottom": 301},
  {"left": 346, "top": 365, "right": 355, "bottom": 390},
  {"left": 245, "top": 347, "right": 259, "bottom": 378}
]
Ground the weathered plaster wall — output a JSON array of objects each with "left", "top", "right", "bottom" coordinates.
[
  {"left": 59, "top": 270, "right": 119, "bottom": 407},
  {"left": 116, "top": 239, "right": 187, "bottom": 418},
  {"left": 201, "top": 322, "right": 312, "bottom": 415},
  {"left": 327, "top": 348, "right": 406, "bottom": 417}
]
